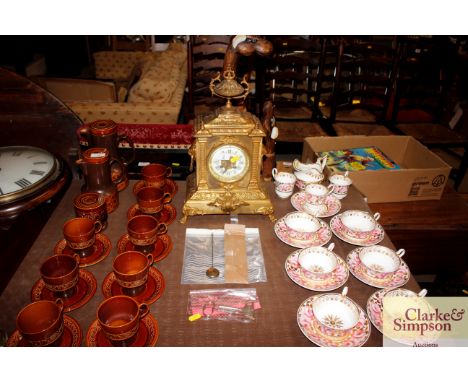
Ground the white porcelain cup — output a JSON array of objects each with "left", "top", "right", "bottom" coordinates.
[
  {"left": 329, "top": 171, "right": 352, "bottom": 199},
  {"left": 275, "top": 183, "right": 294, "bottom": 199},
  {"left": 303, "top": 201, "right": 328, "bottom": 217},
  {"left": 284, "top": 212, "right": 321, "bottom": 240},
  {"left": 384, "top": 288, "right": 427, "bottom": 298},
  {"left": 340, "top": 210, "right": 380, "bottom": 238},
  {"left": 305, "top": 183, "right": 334, "bottom": 204},
  {"left": 298, "top": 243, "right": 337, "bottom": 279},
  {"left": 312, "top": 287, "right": 360, "bottom": 334},
  {"left": 272, "top": 168, "right": 296, "bottom": 184},
  {"left": 358, "top": 245, "right": 404, "bottom": 279}
]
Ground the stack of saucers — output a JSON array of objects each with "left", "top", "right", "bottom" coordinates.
[{"left": 297, "top": 287, "right": 371, "bottom": 347}]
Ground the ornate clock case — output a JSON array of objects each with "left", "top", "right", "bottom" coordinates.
[{"left": 181, "top": 101, "right": 275, "bottom": 223}]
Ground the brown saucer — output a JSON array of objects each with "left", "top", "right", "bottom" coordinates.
[
  {"left": 53, "top": 233, "right": 112, "bottom": 267},
  {"left": 31, "top": 269, "right": 97, "bottom": 312},
  {"left": 102, "top": 266, "right": 165, "bottom": 305},
  {"left": 7, "top": 315, "right": 82, "bottom": 347},
  {"left": 133, "top": 178, "right": 178, "bottom": 197},
  {"left": 117, "top": 233, "right": 173, "bottom": 262},
  {"left": 127, "top": 203, "right": 177, "bottom": 225},
  {"left": 86, "top": 313, "right": 159, "bottom": 347}
]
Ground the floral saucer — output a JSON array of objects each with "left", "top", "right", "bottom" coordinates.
[
  {"left": 86, "top": 314, "right": 159, "bottom": 347},
  {"left": 102, "top": 266, "right": 165, "bottom": 305},
  {"left": 285, "top": 249, "right": 349, "bottom": 291},
  {"left": 366, "top": 289, "right": 386, "bottom": 333},
  {"left": 297, "top": 295, "right": 371, "bottom": 347},
  {"left": 53, "top": 233, "right": 112, "bottom": 267},
  {"left": 274, "top": 216, "right": 332, "bottom": 249},
  {"left": 330, "top": 214, "right": 384, "bottom": 246},
  {"left": 127, "top": 203, "right": 177, "bottom": 225},
  {"left": 7, "top": 315, "right": 82, "bottom": 347},
  {"left": 31, "top": 269, "right": 97, "bottom": 312},
  {"left": 347, "top": 247, "right": 410, "bottom": 288},
  {"left": 117, "top": 233, "right": 173, "bottom": 262},
  {"left": 290, "top": 192, "right": 342, "bottom": 218},
  {"left": 133, "top": 178, "right": 178, "bottom": 197}
]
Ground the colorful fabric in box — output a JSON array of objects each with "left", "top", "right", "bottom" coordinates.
[{"left": 79, "top": 122, "right": 194, "bottom": 150}]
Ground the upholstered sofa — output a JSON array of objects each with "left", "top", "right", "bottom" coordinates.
[{"left": 36, "top": 42, "right": 188, "bottom": 124}]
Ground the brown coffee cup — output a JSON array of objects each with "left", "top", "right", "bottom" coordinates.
[
  {"left": 97, "top": 295, "right": 149, "bottom": 346},
  {"left": 127, "top": 215, "right": 167, "bottom": 254},
  {"left": 63, "top": 217, "right": 102, "bottom": 258},
  {"left": 74, "top": 192, "right": 108, "bottom": 230},
  {"left": 16, "top": 299, "right": 64, "bottom": 346},
  {"left": 136, "top": 186, "right": 172, "bottom": 215},
  {"left": 40, "top": 254, "right": 81, "bottom": 299},
  {"left": 141, "top": 163, "right": 172, "bottom": 189},
  {"left": 113, "top": 251, "right": 154, "bottom": 296}
]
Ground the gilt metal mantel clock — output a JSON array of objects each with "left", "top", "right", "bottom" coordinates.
[{"left": 181, "top": 36, "right": 275, "bottom": 223}]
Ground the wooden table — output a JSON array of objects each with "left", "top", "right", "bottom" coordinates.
[
  {"left": 0, "top": 181, "right": 421, "bottom": 346},
  {"left": 369, "top": 186, "right": 468, "bottom": 276}
]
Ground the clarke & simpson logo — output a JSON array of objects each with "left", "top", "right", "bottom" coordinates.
[{"left": 383, "top": 297, "right": 468, "bottom": 347}]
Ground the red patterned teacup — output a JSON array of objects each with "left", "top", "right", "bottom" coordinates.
[
  {"left": 16, "top": 299, "right": 64, "bottom": 346},
  {"left": 63, "top": 217, "right": 102, "bottom": 258},
  {"left": 142, "top": 163, "right": 172, "bottom": 189},
  {"left": 358, "top": 245, "right": 405, "bottom": 279},
  {"left": 74, "top": 192, "right": 108, "bottom": 230},
  {"left": 113, "top": 251, "right": 154, "bottom": 296},
  {"left": 40, "top": 254, "right": 81, "bottom": 298},
  {"left": 298, "top": 243, "right": 337, "bottom": 280},
  {"left": 340, "top": 210, "right": 380, "bottom": 239},
  {"left": 97, "top": 296, "right": 149, "bottom": 346},
  {"left": 136, "top": 186, "right": 172, "bottom": 215}
]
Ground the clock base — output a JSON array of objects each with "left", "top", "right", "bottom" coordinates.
[{"left": 180, "top": 173, "right": 276, "bottom": 223}]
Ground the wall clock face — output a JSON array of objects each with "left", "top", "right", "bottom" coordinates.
[
  {"left": 0, "top": 146, "right": 60, "bottom": 205},
  {"left": 208, "top": 144, "right": 250, "bottom": 183}
]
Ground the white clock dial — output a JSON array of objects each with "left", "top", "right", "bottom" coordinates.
[
  {"left": 208, "top": 144, "right": 250, "bottom": 182},
  {"left": 0, "top": 146, "right": 57, "bottom": 202}
]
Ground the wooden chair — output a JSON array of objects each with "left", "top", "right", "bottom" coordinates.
[
  {"left": 390, "top": 36, "right": 468, "bottom": 189},
  {"left": 258, "top": 36, "right": 335, "bottom": 143},
  {"left": 326, "top": 36, "right": 398, "bottom": 136},
  {"left": 186, "top": 35, "right": 232, "bottom": 119}
]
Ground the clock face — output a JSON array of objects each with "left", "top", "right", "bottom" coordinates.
[
  {"left": 208, "top": 144, "right": 250, "bottom": 183},
  {"left": 0, "top": 146, "right": 58, "bottom": 204}
]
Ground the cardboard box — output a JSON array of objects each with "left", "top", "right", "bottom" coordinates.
[{"left": 302, "top": 136, "right": 451, "bottom": 203}]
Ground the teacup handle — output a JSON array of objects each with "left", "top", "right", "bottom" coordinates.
[
  {"left": 341, "top": 286, "right": 348, "bottom": 297},
  {"left": 319, "top": 155, "right": 327, "bottom": 170},
  {"left": 156, "top": 223, "right": 168, "bottom": 236},
  {"left": 55, "top": 298, "right": 64, "bottom": 313},
  {"left": 162, "top": 192, "right": 172, "bottom": 205},
  {"left": 327, "top": 242, "right": 335, "bottom": 252},
  {"left": 72, "top": 253, "right": 81, "bottom": 266},
  {"left": 165, "top": 167, "right": 173, "bottom": 178},
  {"left": 116, "top": 134, "right": 135, "bottom": 165},
  {"left": 94, "top": 220, "right": 103, "bottom": 233},
  {"left": 418, "top": 289, "right": 428, "bottom": 297},
  {"left": 147, "top": 254, "right": 154, "bottom": 266},
  {"left": 396, "top": 248, "right": 405, "bottom": 258},
  {"left": 326, "top": 184, "right": 335, "bottom": 195},
  {"left": 272, "top": 168, "right": 278, "bottom": 179},
  {"left": 373, "top": 212, "right": 381, "bottom": 222},
  {"left": 138, "top": 303, "right": 150, "bottom": 319}
]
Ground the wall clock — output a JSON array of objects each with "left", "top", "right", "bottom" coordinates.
[{"left": 0, "top": 145, "right": 69, "bottom": 223}]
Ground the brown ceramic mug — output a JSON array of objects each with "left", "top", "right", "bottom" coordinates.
[
  {"left": 127, "top": 215, "right": 167, "bottom": 254},
  {"left": 97, "top": 295, "right": 149, "bottom": 346},
  {"left": 16, "top": 299, "right": 64, "bottom": 346},
  {"left": 136, "top": 186, "right": 172, "bottom": 215},
  {"left": 63, "top": 217, "right": 102, "bottom": 258},
  {"left": 113, "top": 251, "right": 154, "bottom": 296},
  {"left": 40, "top": 254, "right": 81, "bottom": 299},
  {"left": 141, "top": 163, "right": 172, "bottom": 189},
  {"left": 73, "top": 192, "right": 108, "bottom": 230}
]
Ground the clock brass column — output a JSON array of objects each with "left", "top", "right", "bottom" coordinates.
[{"left": 181, "top": 103, "right": 275, "bottom": 223}]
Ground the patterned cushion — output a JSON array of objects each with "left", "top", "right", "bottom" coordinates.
[{"left": 93, "top": 51, "right": 145, "bottom": 80}]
